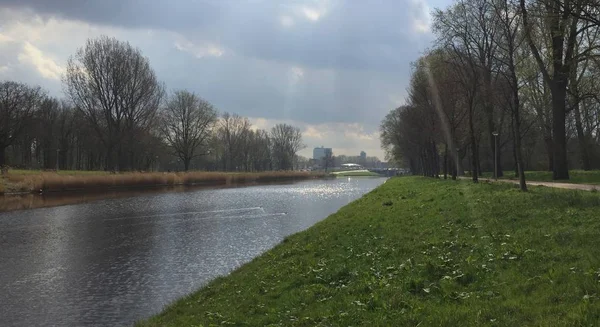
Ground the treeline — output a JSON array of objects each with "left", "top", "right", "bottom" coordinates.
[
  {"left": 381, "top": 0, "right": 600, "bottom": 190},
  {"left": 0, "top": 36, "right": 305, "bottom": 172}
]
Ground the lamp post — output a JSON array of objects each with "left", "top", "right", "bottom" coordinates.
[{"left": 492, "top": 131, "right": 499, "bottom": 180}]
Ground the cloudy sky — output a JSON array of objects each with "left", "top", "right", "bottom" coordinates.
[{"left": 0, "top": 0, "right": 449, "bottom": 160}]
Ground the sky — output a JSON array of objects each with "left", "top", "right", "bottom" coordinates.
[{"left": 0, "top": 0, "right": 449, "bottom": 160}]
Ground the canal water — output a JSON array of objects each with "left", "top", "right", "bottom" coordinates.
[{"left": 0, "top": 177, "right": 386, "bottom": 326}]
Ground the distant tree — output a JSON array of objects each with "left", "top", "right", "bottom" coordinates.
[
  {"left": 323, "top": 148, "right": 334, "bottom": 172},
  {"left": 270, "top": 124, "right": 305, "bottom": 170},
  {"left": 216, "top": 113, "right": 251, "bottom": 171},
  {"left": 64, "top": 36, "right": 164, "bottom": 170},
  {"left": 161, "top": 90, "right": 217, "bottom": 171},
  {"left": 0, "top": 81, "right": 44, "bottom": 166}
]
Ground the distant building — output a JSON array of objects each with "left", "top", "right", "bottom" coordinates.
[
  {"left": 359, "top": 151, "right": 367, "bottom": 166},
  {"left": 341, "top": 163, "right": 362, "bottom": 170},
  {"left": 313, "top": 146, "right": 332, "bottom": 160}
]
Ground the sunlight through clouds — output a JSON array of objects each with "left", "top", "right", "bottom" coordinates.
[{"left": 17, "top": 42, "right": 63, "bottom": 80}]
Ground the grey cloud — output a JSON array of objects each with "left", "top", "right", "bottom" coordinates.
[
  {"left": 0, "top": 0, "right": 223, "bottom": 30},
  {"left": 0, "top": 0, "right": 427, "bottom": 153},
  {"left": 2, "top": 0, "right": 433, "bottom": 72},
  {"left": 152, "top": 49, "right": 406, "bottom": 128}
]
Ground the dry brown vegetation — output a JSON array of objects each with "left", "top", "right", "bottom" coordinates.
[{"left": 1, "top": 171, "right": 325, "bottom": 194}]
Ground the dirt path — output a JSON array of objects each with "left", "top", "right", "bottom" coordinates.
[{"left": 459, "top": 177, "right": 599, "bottom": 191}]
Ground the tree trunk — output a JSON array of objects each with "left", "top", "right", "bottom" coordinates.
[
  {"left": 514, "top": 114, "right": 527, "bottom": 191},
  {"left": 511, "top": 84, "right": 527, "bottom": 191},
  {"left": 184, "top": 157, "right": 191, "bottom": 171},
  {"left": 551, "top": 86, "right": 569, "bottom": 180},
  {"left": 443, "top": 143, "right": 448, "bottom": 179},
  {"left": 0, "top": 146, "right": 5, "bottom": 166},
  {"left": 469, "top": 116, "right": 478, "bottom": 183},
  {"left": 574, "top": 103, "right": 591, "bottom": 170},
  {"left": 544, "top": 135, "right": 553, "bottom": 172},
  {"left": 512, "top": 138, "right": 518, "bottom": 177}
]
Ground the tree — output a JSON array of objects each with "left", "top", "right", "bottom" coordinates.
[
  {"left": 215, "top": 113, "right": 251, "bottom": 171},
  {"left": 519, "top": 0, "right": 593, "bottom": 179},
  {"left": 323, "top": 148, "right": 334, "bottom": 172},
  {"left": 0, "top": 81, "right": 44, "bottom": 166},
  {"left": 491, "top": 0, "right": 528, "bottom": 190},
  {"left": 161, "top": 90, "right": 217, "bottom": 171},
  {"left": 64, "top": 35, "right": 164, "bottom": 171},
  {"left": 270, "top": 124, "right": 305, "bottom": 170}
]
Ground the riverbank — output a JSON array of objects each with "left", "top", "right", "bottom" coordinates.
[
  {"left": 0, "top": 170, "right": 326, "bottom": 194},
  {"left": 138, "top": 176, "right": 600, "bottom": 326},
  {"left": 332, "top": 170, "right": 382, "bottom": 177}
]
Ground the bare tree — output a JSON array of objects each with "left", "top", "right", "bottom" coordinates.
[
  {"left": 64, "top": 36, "right": 164, "bottom": 171},
  {"left": 161, "top": 90, "right": 217, "bottom": 171},
  {"left": 216, "top": 113, "right": 251, "bottom": 171},
  {"left": 270, "top": 124, "right": 305, "bottom": 170},
  {"left": 323, "top": 148, "right": 334, "bottom": 172},
  {"left": 491, "top": 0, "right": 528, "bottom": 190},
  {"left": 0, "top": 81, "right": 44, "bottom": 166}
]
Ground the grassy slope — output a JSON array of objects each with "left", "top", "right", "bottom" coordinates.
[
  {"left": 139, "top": 177, "right": 600, "bottom": 326},
  {"left": 479, "top": 170, "right": 600, "bottom": 185}
]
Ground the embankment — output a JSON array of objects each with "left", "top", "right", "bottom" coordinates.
[{"left": 138, "top": 176, "right": 600, "bottom": 326}]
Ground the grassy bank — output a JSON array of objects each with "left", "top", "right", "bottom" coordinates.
[
  {"left": 332, "top": 170, "right": 382, "bottom": 177},
  {"left": 138, "top": 177, "right": 600, "bottom": 326},
  {"left": 1, "top": 170, "right": 325, "bottom": 194}
]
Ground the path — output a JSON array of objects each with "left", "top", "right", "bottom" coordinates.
[{"left": 458, "top": 177, "right": 599, "bottom": 191}]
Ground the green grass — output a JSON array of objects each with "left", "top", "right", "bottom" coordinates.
[
  {"left": 479, "top": 170, "right": 600, "bottom": 185},
  {"left": 138, "top": 177, "right": 600, "bottom": 326}
]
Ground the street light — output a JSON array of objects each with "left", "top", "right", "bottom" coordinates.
[{"left": 492, "top": 131, "right": 499, "bottom": 180}]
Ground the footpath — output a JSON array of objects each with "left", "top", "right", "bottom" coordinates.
[{"left": 459, "top": 176, "right": 598, "bottom": 191}]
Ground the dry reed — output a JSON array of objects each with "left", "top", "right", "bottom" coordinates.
[{"left": 3, "top": 171, "right": 325, "bottom": 193}]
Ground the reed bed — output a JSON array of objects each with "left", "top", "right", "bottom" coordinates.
[{"left": 2, "top": 171, "right": 325, "bottom": 193}]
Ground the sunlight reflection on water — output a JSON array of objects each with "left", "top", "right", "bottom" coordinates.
[{"left": 0, "top": 177, "right": 386, "bottom": 327}]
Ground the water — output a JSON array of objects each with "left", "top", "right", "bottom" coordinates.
[{"left": 0, "top": 177, "right": 386, "bottom": 326}]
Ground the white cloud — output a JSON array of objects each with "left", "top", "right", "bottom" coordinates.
[
  {"left": 0, "top": 32, "right": 12, "bottom": 43},
  {"left": 279, "top": 15, "right": 295, "bottom": 28},
  {"left": 290, "top": 66, "right": 304, "bottom": 81},
  {"left": 17, "top": 42, "right": 63, "bottom": 80},
  {"left": 287, "top": 1, "right": 334, "bottom": 23},
  {"left": 248, "top": 117, "right": 384, "bottom": 159},
  {"left": 302, "top": 7, "right": 323, "bottom": 21},
  {"left": 174, "top": 39, "right": 225, "bottom": 58},
  {"left": 411, "top": 0, "right": 432, "bottom": 33}
]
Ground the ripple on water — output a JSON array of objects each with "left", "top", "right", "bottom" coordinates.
[{"left": 0, "top": 177, "right": 386, "bottom": 326}]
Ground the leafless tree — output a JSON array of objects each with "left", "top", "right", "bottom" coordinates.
[
  {"left": 0, "top": 81, "right": 44, "bottom": 166},
  {"left": 161, "top": 90, "right": 217, "bottom": 171},
  {"left": 216, "top": 113, "right": 251, "bottom": 171},
  {"left": 270, "top": 124, "right": 305, "bottom": 171},
  {"left": 64, "top": 36, "right": 164, "bottom": 171}
]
